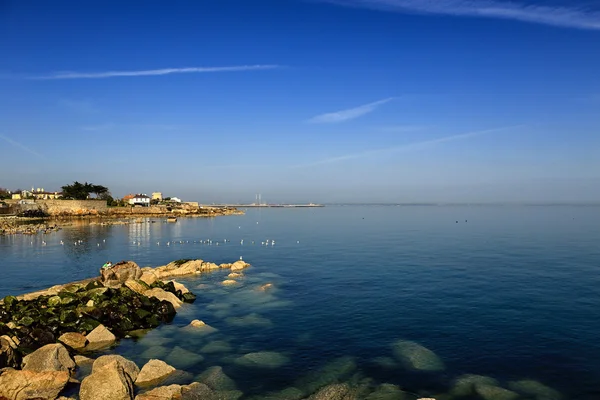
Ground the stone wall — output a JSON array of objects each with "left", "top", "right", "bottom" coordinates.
[{"left": 39, "top": 200, "right": 108, "bottom": 215}]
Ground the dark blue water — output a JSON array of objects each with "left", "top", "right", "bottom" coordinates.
[{"left": 2, "top": 206, "right": 600, "bottom": 399}]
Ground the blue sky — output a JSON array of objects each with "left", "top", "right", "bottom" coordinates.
[{"left": 1, "top": 0, "right": 599, "bottom": 203}]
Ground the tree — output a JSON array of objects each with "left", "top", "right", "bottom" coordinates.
[
  {"left": 0, "top": 188, "right": 10, "bottom": 200},
  {"left": 61, "top": 181, "right": 111, "bottom": 200}
]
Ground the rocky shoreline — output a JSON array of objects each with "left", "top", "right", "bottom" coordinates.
[
  {"left": 0, "top": 218, "right": 61, "bottom": 235},
  {"left": 0, "top": 258, "right": 251, "bottom": 399}
]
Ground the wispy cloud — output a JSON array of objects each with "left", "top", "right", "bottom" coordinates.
[
  {"left": 0, "top": 134, "right": 44, "bottom": 158},
  {"left": 322, "top": 0, "right": 600, "bottom": 30},
  {"left": 294, "top": 125, "right": 523, "bottom": 167},
  {"left": 308, "top": 97, "right": 394, "bottom": 124},
  {"left": 30, "top": 65, "right": 281, "bottom": 80}
]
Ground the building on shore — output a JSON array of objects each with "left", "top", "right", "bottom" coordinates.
[
  {"left": 130, "top": 194, "right": 151, "bottom": 207},
  {"left": 152, "top": 192, "right": 163, "bottom": 201}
]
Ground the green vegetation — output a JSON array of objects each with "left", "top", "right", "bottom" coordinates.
[
  {"left": 173, "top": 259, "right": 192, "bottom": 266},
  {"left": 0, "top": 188, "right": 10, "bottom": 200},
  {"left": 61, "top": 181, "right": 110, "bottom": 200}
]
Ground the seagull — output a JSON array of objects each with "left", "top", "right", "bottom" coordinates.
[
  {"left": 272, "top": 240, "right": 275, "bottom": 246},
  {"left": 241, "top": 240, "right": 244, "bottom": 245},
  {"left": 60, "top": 241, "right": 64, "bottom": 245},
  {"left": 240, "top": 256, "right": 243, "bottom": 260}
]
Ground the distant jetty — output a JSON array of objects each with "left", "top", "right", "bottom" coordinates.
[{"left": 210, "top": 203, "right": 324, "bottom": 208}]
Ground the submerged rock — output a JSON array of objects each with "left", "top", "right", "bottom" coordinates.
[
  {"left": 225, "top": 313, "right": 273, "bottom": 328},
  {"left": 365, "top": 384, "right": 409, "bottom": 400},
  {"left": 80, "top": 360, "right": 134, "bottom": 400},
  {"left": 234, "top": 351, "right": 290, "bottom": 368},
  {"left": 392, "top": 340, "right": 445, "bottom": 372},
  {"left": 196, "top": 366, "right": 237, "bottom": 391},
  {"left": 475, "top": 384, "right": 519, "bottom": 400},
  {"left": 222, "top": 280, "right": 238, "bottom": 286},
  {"left": 0, "top": 369, "right": 70, "bottom": 400},
  {"left": 21, "top": 343, "right": 75, "bottom": 373},
  {"left": 295, "top": 356, "right": 357, "bottom": 395},
  {"left": 307, "top": 383, "right": 356, "bottom": 400},
  {"left": 450, "top": 374, "right": 499, "bottom": 397},
  {"left": 136, "top": 359, "right": 177, "bottom": 388},
  {"left": 508, "top": 380, "right": 562, "bottom": 400},
  {"left": 230, "top": 261, "right": 250, "bottom": 272},
  {"left": 165, "top": 346, "right": 204, "bottom": 370},
  {"left": 200, "top": 340, "right": 233, "bottom": 354},
  {"left": 183, "top": 320, "right": 218, "bottom": 335}
]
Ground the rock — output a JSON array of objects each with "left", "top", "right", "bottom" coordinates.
[
  {"left": 141, "top": 346, "right": 170, "bottom": 360},
  {"left": 58, "top": 332, "right": 88, "bottom": 350},
  {"left": 307, "top": 383, "right": 355, "bottom": 400},
  {"left": 370, "top": 356, "right": 398, "bottom": 369},
  {"left": 0, "top": 369, "right": 70, "bottom": 400},
  {"left": 507, "top": 380, "right": 562, "bottom": 400},
  {"left": 22, "top": 343, "right": 75, "bottom": 373},
  {"left": 101, "top": 260, "right": 142, "bottom": 288},
  {"left": 392, "top": 340, "right": 445, "bottom": 372},
  {"left": 85, "top": 324, "right": 117, "bottom": 351},
  {"left": 258, "top": 283, "right": 274, "bottom": 291},
  {"left": 167, "top": 280, "right": 189, "bottom": 294},
  {"left": 200, "top": 340, "right": 233, "bottom": 354},
  {"left": 135, "top": 384, "right": 182, "bottom": 400},
  {"left": 227, "top": 272, "right": 243, "bottom": 279},
  {"left": 140, "top": 270, "right": 159, "bottom": 286},
  {"left": 179, "top": 382, "right": 216, "bottom": 399},
  {"left": 230, "top": 261, "right": 249, "bottom": 272},
  {"left": 125, "top": 280, "right": 149, "bottom": 295},
  {"left": 197, "top": 366, "right": 237, "bottom": 391},
  {"left": 80, "top": 360, "right": 134, "bottom": 400},
  {"left": 184, "top": 320, "right": 218, "bottom": 335},
  {"left": 145, "top": 288, "right": 183, "bottom": 308},
  {"left": 155, "top": 260, "right": 204, "bottom": 278},
  {"left": 222, "top": 280, "right": 238, "bottom": 286},
  {"left": 225, "top": 313, "right": 273, "bottom": 328},
  {"left": 258, "top": 387, "right": 305, "bottom": 400},
  {"left": 94, "top": 354, "right": 140, "bottom": 382},
  {"left": 234, "top": 352, "right": 290, "bottom": 368},
  {"left": 450, "top": 374, "right": 499, "bottom": 397},
  {"left": 136, "top": 359, "right": 177, "bottom": 387},
  {"left": 295, "top": 356, "right": 357, "bottom": 395},
  {"left": 0, "top": 336, "right": 20, "bottom": 369},
  {"left": 365, "top": 384, "right": 409, "bottom": 400},
  {"left": 165, "top": 346, "right": 204, "bottom": 370},
  {"left": 475, "top": 385, "right": 519, "bottom": 400},
  {"left": 74, "top": 355, "right": 94, "bottom": 367}
]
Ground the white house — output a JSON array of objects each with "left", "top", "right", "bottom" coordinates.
[
  {"left": 129, "top": 194, "right": 151, "bottom": 207},
  {"left": 170, "top": 197, "right": 182, "bottom": 203}
]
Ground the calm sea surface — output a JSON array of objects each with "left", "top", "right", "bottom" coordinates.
[{"left": 1, "top": 206, "right": 600, "bottom": 399}]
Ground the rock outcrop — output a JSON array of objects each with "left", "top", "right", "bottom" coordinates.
[
  {"left": 0, "top": 369, "right": 70, "bottom": 400},
  {"left": 101, "top": 261, "right": 143, "bottom": 288}
]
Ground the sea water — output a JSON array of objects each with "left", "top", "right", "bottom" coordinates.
[{"left": 1, "top": 206, "right": 600, "bottom": 399}]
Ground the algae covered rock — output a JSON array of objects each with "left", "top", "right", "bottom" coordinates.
[
  {"left": 392, "top": 340, "right": 445, "bottom": 372},
  {"left": 0, "top": 369, "right": 70, "bottom": 400}
]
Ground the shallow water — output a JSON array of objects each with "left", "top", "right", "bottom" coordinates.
[{"left": 2, "top": 206, "right": 600, "bottom": 398}]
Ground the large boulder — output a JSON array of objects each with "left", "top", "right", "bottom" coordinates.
[
  {"left": 58, "top": 332, "right": 88, "bottom": 350},
  {"left": 392, "top": 340, "right": 445, "bottom": 372},
  {"left": 125, "top": 280, "right": 150, "bottom": 295},
  {"left": 0, "top": 369, "right": 70, "bottom": 400},
  {"left": 145, "top": 288, "right": 183, "bottom": 309},
  {"left": 0, "top": 335, "right": 21, "bottom": 369},
  {"left": 22, "top": 343, "right": 75, "bottom": 373},
  {"left": 94, "top": 354, "right": 140, "bottom": 382},
  {"left": 101, "top": 261, "right": 142, "bottom": 288},
  {"left": 80, "top": 360, "right": 134, "bottom": 400},
  {"left": 155, "top": 260, "right": 203, "bottom": 279},
  {"left": 135, "top": 359, "right": 176, "bottom": 387},
  {"left": 85, "top": 324, "right": 117, "bottom": 351}
]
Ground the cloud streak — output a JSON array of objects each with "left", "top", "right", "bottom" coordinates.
[
  {"left": 308, "top": 97, "right": 394, "bottom": 124},
  {"left": 30, "top": 65, "right": 281, "bottom": 80},
  {"left": 295, "top": 125, "right": 523, "bottom": 167},
  {"left": 322, "top": 0, "right": 600, "bottom": 30},
  {"left": 0, "top": 134, "right": 44, "bottom": 158}
]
